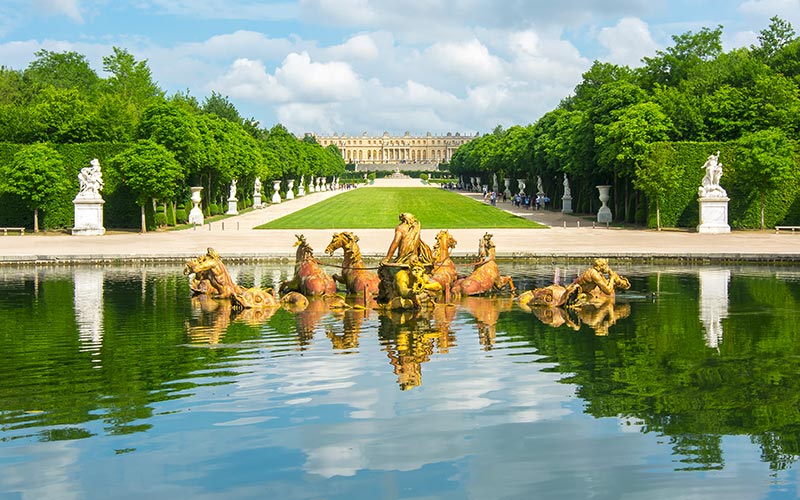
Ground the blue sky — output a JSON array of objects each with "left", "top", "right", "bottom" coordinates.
[{"left": 1, "top": 0, "right": 798, "bottom": 136}]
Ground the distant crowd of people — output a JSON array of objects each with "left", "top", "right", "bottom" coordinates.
[{"left": 442, "top": 181, "right": 551, "bottom": 210}]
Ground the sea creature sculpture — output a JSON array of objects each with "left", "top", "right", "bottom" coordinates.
[{"left": 184, "top": 247, "right": 279, "bottom": 309}]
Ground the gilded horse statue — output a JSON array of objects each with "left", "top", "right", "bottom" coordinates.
[
  {"left": 451, "top": 233, "right": 515, "bottom": 297},
  {"left": 184, "top": 247, "right": 279, "bottom": 309},
  {"left": 430, "top": 230, "right": 458, "bottom": 291},
  {"left": 279, "top": 234, "right": 337, "bottom": 297},
  {"left": 324, "top": 232, "right": 380, "bottom": 297}
]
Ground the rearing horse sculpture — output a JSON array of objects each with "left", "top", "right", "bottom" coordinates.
[
  {"left": 279, "top": 234, "right": 337, "bottom": 297},
  {"left": 184, "top": 247, "right": 279, "bottom": 309},
  {"left": 430, "top": 229, "right": 458, "bottom": 291},
  {"left": 451, "top": 233, "right": 515, "bottom": 297},
  {"left": 324, "top": 231, "right": 380, "bottom": 296}
]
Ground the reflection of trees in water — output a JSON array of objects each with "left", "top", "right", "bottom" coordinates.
[{"left": 505, "top": 271, "right": 800, "bottom": 471}]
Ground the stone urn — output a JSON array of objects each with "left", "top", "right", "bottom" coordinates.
[
  {"left": 272, "top": 180, "right": 282, "bottom": 204},
  {"left": 517, "top": 179, "right": 526, "bottom": 196},
  {"left": 596, "top": 185, "right": 612, "bottom": 223},
  {"left": 286, "top": 179, "right": 295, "bottom": 200},
  {"left": 188, "top": 186, "right": 204, "bottom": 225}
]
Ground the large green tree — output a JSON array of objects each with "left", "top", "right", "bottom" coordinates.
[
  {"left": 1, "top": 143, "right": 65, "bottom": 232},
  {"left": 736, "top": 128, "right": 797, "bottom": 229},
  {"left": 24, "top": 49, "right": 101, "bottom": 96},
  {"left": 110, "top": 140, "right": 183, "bottom": 232}
]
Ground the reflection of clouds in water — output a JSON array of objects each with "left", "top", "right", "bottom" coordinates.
[
  {"left": 215, "top": 416, "right": 274, "bottom": 426},
  {"left": 305, "top": 444, "right": 366, "bottom": 478},
  {"left": 0, "top": 439, "right": 81, "bottom": 500}
]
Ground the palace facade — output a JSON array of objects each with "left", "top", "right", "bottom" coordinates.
[{"left": 311, "top": 131, "right": 476, "bottom": 168}]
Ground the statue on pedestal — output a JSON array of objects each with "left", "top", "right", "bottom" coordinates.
[
  {"left": 228, "top": 179, "right": 238, "bottom": 200},
  {"left": 698, "top": 151, "right": 727, "bottom": 198},
  {"left": 77, "top": 159, "right": 104, "bottom": 199},
  {"left": 72, "top": 158, "right": 106, "bottom": 236}
]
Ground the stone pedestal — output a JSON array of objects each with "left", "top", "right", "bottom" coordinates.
[
  {"left": 188, "top": 186, "right": 204, "bottom": 224},
  {"left": 562, "top": 195, "right": 573, "bottom": 214},
  {"left": 72, "top": 197, "right": 106, "bottom": 236},
  {"left": 271, "top": 180, "right": 282, "bottom": 204},
  {"left": 286, "top": 180, "right": 295, "bottom": 200},
  {"left": 596, "top": 185, "right": 612, "bottom": 223},
  {"left": 697, "top": 197, "right": 730, "bottom": 233},
  {"left": 226, "top": 197, "right": 238, "bottom": 215},
  {"left": 253, "top": 192, "right": 262, "bottom": 208}
]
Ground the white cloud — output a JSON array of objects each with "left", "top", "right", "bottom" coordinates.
[
  {"left": 598, "top": 17, "right": 660, "bottom": 67},
  {"left": 738, "top": 0, "right": 800, "bottom": 26},
  {"left": 423, "top": 39, "right": 505, "bottom": 85},
  {"left": 34, "top": 0, "right": 84, "bottom": 23},
  {"left": 277, "top": 52, "right": 362, "bottom": 101},
  {"left": 211, "top": 52, "right": 361, "bottom": 105},
  {"left": 138, "top": 0, "right": 299, "bottom": 20},
  {"left": 210, "top": 58, "right": 291, "bottom": 102},
  {"left": 324, "top": 33, "right": 380, "bottom": 61}
]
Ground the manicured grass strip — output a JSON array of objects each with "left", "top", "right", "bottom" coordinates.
[{"left": 257, "top": 188, "right": 546, "bottom": 229}]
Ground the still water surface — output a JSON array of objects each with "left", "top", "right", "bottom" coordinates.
[{"left": 1, "top": 262, "right": 800, "bottom": 499}]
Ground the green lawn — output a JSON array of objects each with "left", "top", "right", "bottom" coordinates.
[{"left": 257, "top": 188, "right": 546, "bottom": 229}]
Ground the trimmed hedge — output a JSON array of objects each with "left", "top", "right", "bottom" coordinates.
[
  {"left": 648, "top": 141, "right": 800, "bottom": 229},
  {"left": 0, "top": 142, "right": 139, "bottom": 230}
]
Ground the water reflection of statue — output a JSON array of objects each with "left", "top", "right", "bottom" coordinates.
[
  {"left": 698, "top": 151, "right": 727, "bottom": 198},
  {"left": 77, "top": 158, "right": 104, "bottom": 198},
  {"left": 461, "top": 297, "right": 514, "bottom": 350},
  {"left": 379, "top": 310, "right": 437, "bottom": 390},
  {"left": 383, "top": 212, "right": 432, "bottom": 265}
]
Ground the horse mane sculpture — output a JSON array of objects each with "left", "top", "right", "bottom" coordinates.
[
  {"left": 184, "top": 247, "right": 279, "bottom": 309},
  {"left": 451, "top": 233, "right": 515, "bottom": 297},
  {"left": 430, "top": 230, "right": 459, "bottom": 292},
  {"left": 324, "top": 231, "right": 380, "bottom": 297},
  {"left": 279, "top": 234, "right": 337, "bottom": 297}
]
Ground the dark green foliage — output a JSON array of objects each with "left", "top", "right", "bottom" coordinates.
[
  {"left": 0, "top": 142, "right": 139, "bottom": 230},
  {"left": 175, "top": 208, "right": 187, "bottom": 224},
  {"left": 647, "top": 141, "right": 800, "bottom": 228}
]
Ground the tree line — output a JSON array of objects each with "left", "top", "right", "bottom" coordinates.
[
  {"left": 448, "top": 17, "right": 800, "bottom": 229},
  {"left": 0, "top": 48, "right": 346, "bottom": 231}
]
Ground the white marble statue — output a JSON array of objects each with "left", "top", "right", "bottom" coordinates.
[
  {"left": 229, "top": 179, "right": 238, "bottom": 200},
  {"left": 698, "top": 151, "right": 727, "bottom": 198},
  {"left": 563, "top": 174, "right": 571, "bottom": 198},
  {"left": 77, "top": 159, "right": 104, "bottom": 198},
  {"left": 536, "top": 176, "right": 544, "bottom": 196},
  {"left": 254, "top": 177, "right": 261, "bottom": 196}
]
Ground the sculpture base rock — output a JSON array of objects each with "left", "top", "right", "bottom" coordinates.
[
  {"left": 697, "top": 197, "right": 730, "bottom": 234},
  {"left": 72, "top": 197, "right": 105, "bottom": 236}
]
